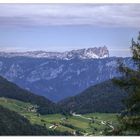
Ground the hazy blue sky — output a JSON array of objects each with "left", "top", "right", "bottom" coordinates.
[{"left": 0, "top": 4, "right": 140, "bottom": 57}]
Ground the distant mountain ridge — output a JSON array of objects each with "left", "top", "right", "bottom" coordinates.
[
  {"left": 0, "top": 56, "right": 133, "bottom": 102},
  {"left": 0, "top": 46, "right": 109, "bottom": 59}
]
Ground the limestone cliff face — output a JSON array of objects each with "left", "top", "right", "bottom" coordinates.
[{"left": 0, "top": 47, "right": 109, "bottom": 59}]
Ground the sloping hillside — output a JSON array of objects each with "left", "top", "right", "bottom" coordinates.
[
  {"left": 0, "top": 105, "right": 72, "bottom": 136},
  {"left": 0, "top": 76, "right": 61, "bottom": 114},
  {"left": 58, "top": 80, "right": 127, "bottom": 114},
  {"left": 0, "top": 97, "right": 118, "bottom": 136}
]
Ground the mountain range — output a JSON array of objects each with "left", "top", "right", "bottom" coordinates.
[
  {"left": 0, "top": 75, "right": 127, "bottom": 115},
  {"left": 0, "top": 47, "right": 134, "bottom": 102},
  {"left": 0, "top": 46, "right": 109, "bottom": 59}
]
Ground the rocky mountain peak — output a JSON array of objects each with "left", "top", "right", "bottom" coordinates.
[{"left": 0, "top": 46, "right": 109, "bottom": 59}]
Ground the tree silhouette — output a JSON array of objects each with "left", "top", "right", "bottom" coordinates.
[{"left": 112, "top": 32, "right": 140, "bottom": 135}]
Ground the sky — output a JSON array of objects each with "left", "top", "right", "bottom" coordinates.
[{"left": 0, "top": 4, "right": 140, "bottom": 57}]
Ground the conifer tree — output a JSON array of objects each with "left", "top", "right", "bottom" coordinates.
[{"left": 112, "top": 32, "right": 140, "bottom": 135}]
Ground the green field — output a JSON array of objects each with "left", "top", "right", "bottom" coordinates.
[{"left": 0, "top": 97, "right": 118, "bottom": 136}]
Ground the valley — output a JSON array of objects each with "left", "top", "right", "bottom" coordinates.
[
  {"left": 0, "top": 56, "right": 128, "bottom": 135},
  {"left": 0, "top": 97, "right": 118, "bottom": 136},
  {"left": 0, "top": 3, "right": 140, "bottom": 136},
  {"left": 0, "top": 56, "right": 133, "bottom": 102}
]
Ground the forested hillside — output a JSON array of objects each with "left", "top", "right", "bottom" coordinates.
[
  {"left": 0, "top": 105, "right": 72, "bottom": 136},
  {"left": 0, "top": 76, "right": 62, "bottom": 114},
  {"left": 59, "top": 80, "right": 127, "bottom": 114}
]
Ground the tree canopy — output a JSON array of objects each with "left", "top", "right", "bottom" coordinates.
[{"left": 112, "top": 32, "right": 140, "bottom": 135}]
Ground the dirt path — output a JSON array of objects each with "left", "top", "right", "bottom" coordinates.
[
  {"left": 72, "top": 112, "right": 114, "bottom": 130},
  {"left": 72, "top": 113, "right": 92, "bottom": 120}
]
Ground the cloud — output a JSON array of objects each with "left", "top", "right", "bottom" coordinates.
[
  {"left": 109, "top": 48, "right": 131, "bottom": 57},
  {"left": 109, "top": 48, "right": 130, "bottom": 51},
  {"left": 0, "top": 4, "right": 140, "bottom": 27}
]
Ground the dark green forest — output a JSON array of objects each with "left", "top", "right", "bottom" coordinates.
[
  {"left": 0, "top": 105, "right": 72, "bottom": 136},
  {"left": 108, "top": 32, "right": 140, "bottom": 135},
  {"left": 59, "top": 80, "right": 127, "bottom": 114},
  {"left": 0, "top": 76, "right": 62, "bottom": 115}
]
